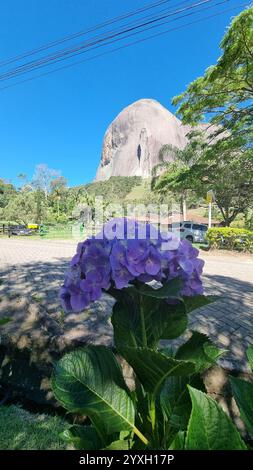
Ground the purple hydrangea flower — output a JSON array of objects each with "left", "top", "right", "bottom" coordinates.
[{"left": 60, "top": 218, "right": 205, "bottom": 312}]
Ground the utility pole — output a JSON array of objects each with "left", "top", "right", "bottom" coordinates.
[
  {"left": 208, "top": 202, "right": 212, "bottom": 228},
  {"left": 206, "top": 190, "right": 215, "bottom": 228}
]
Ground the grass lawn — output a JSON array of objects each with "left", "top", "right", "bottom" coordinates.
[
  {"left": 0, "top": 405, "right": 70, "bottom": 450},
  {"left": 0, "top": 231, "right": 73, "bottom": 241},
  {"left": 30, "top": 234, "right": 73, "bottom": 240}
]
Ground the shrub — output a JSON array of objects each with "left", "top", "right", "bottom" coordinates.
[{"left": 206, "top": 227, "right": 253, "bottom": 252}]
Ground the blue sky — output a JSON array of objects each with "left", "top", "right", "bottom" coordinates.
[{"left": 0, "top": 0, "right": 247, "bottom": 187}]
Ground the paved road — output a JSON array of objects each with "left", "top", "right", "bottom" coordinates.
[{"left": 0, "top": 238, "right": 252, "bottom": 371}]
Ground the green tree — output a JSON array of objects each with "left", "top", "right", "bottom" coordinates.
[
  {"left": 181, "top": 143, "right": 252, "bottom": 226},
  {"left": 172, "top": 6, "right": 253, "bottom": 145},
  {"left": 34, "top": 189, "right": 47, "bottom": 224},
  {"left": 0, "top": 179, "right": 16, "bottom": 210},
  {"left": 49, "top": 176, "right": 68, "bottom": 220},
  {"left": 4, "top": 189, "right": 37, "bottom": 225},
  {"left": 169, "top": 7, "right": 253, "bottom": 226},
  {"left": 152, "top": 137, "right": 204, "bottom": 219}
]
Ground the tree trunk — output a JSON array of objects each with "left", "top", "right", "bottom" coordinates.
[
  {"left": 180, "top": 193, "right": 187, "bottom": 220},
  {"left": 182, "top": 197, "right": 187, "bottom": 221},
  {"left": 217, "top": 204, "right": 241, "bottom": 227},
  {"left": 225, "top": 206, "right": 230, "bottom": 227},
  {"left": 216, "top": 200, "right": 229, "bottom": 226}
]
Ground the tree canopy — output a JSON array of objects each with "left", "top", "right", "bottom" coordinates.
[
  {"left": 172, "top": 6, "right": 253, "bottom": 146},
  {"left": 153, "top": 7, "right": 253, "bottom": 226}
]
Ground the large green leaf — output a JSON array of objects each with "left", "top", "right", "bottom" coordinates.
[
  {"left": 52, "top": 346, "right": 135, "bottom": 436},
  {"left": 60, "top": 425, "right": 103, "bottom": 450},
  {"left": 111, "top": 299, "right": 142, "bottom": 350},
  {"left": 112, "top": 296, "right": 188, "bottom": 352},
  {"left": 175, "top": 331, "right": 224, "bottom": 372},
  {"left": 186, "top": 386, "right": 247, "bottom": 450},
  {"left": 247, "top": 347, "right": 253, "bottom": 371},
  {"left": 160, "top": 375, "right": 205, "bottom": 431},
  {"left": 183, "top": 295, "right": 219, "bottom": 313},
  {"left": 123, "top": 347, "right": 195, "bottom": 396},
  {"left": 141, "top": 297, "right": 187, "bottom": 344},
  {"left": 230, "top": 376, "right": 253, "bottom": 436},
  {"left": 133, "top": 278, "right": 182, "bottom": 299}
]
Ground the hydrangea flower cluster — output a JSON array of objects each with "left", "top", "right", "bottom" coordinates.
[{"left": 60, "top": 218, "right": 204, "bottom": 312}]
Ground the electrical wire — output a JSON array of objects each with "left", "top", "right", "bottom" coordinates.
[
  {"left": 0, "top": 2, "right": 248, "bottom": 91},
  {"left": 0, "top": 0, "right": 193, "bottom": 75},
  {"left": 0, "top": 0, "right": 226, "bottom": 81},
  {"left": 0, "top": 0, "right": 177, "bottom": 67}
]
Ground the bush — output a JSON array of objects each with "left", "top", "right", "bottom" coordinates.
[{"left": 206, "top": 227, "right": 253, "bottom": 252}]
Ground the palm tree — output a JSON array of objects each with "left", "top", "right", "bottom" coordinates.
[{"left": 152, "top": 137, "right": 203, "bottom": 220}]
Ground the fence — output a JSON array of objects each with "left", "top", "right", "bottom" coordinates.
[
  {"left": 0, "top": 224, "right": 12, "bottom": 236},
  {"left": 0, "top": 224, "right": 73, "bottom": 239}
]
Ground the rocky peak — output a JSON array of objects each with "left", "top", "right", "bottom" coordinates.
[{"left": 95, "top": 98, "right": 191, "bottom": 181}]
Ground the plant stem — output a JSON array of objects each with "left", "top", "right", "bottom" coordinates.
[
  {"left": 140, "top": 300, "right": 147, "bottom": 347},
  {"left": 133, "top": 426, "right": 149, "bottom": 446},
  {"left": 148, "top": 394, "right": 160, "bottom": 448},
  {"left": 149, "top": 395, "right": 156, "bottom": 432}
]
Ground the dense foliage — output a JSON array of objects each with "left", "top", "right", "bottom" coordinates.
[
  {"left": 154, "top": 138, "right": 253, "bottom": 227},
  {"left": 0, "top": 173, "right": 163, "bottom": 226},
  {"left": 85, "top": 176, "right": 142, "bottom": 201},
  {"left": 206, "top": 227, "right": 253, "bottom": 252},
  {"left": 173, "top": 7, "right": 253, "bottom": 142},
  {"left": 152, "top": 137, "right": 205, "bottom": 218},
  {"left": 153, "top": 7, "right": 253, "bottom": 227}
]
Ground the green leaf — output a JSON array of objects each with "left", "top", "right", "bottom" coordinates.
[
  {"left": 230, "top": 376, "right": 253, "bottom": 436},
  {"left": 60, "top": 425, "right": 102, "bottom": 450},
  {"left": 120, "top": 430, "right": 132, "bottom": 440},
  {"left": 0, "top": 317, "right": 11, "bottom": 326},
  {"left": 168, "top": 431, "right": 186, "bottom": 450},
  {"left": 247, "top": 347, "right": 253, "bottom": 371},
  {"left": 111, "top": 299, "right": 142, "bottom": 350},
  {"left": 158, "top": 346, "right": 175, "bottom": 357},
  {"left": 140, "top": 297, "right": 188, "bottom": 347},
  {"left": 160, "top": 375, "right": 205, "bottom": 431},
  {"left": 52, "top": 346, "right": 135, "bottom": 436},
  {"left": 183, "top": 295, "right": 219, "bottom": 313},
  {"left": 134, "top": 278, "right": 182, "bottom": 299},
  {"left": 103, "top": 439, "right": 133, "bottom": 450},
  {"left": 112, "top": 296, "right": 188, "bottom": 351},
  {"left": 123, "top": 347, "right": 195, "bottom": 396},
  {"left": 186, "top": 386, "right": 247, "bottom": 450},
  {"left": 158, "top": 301, "right": 187, "bottom": 340},
  {"left": 175, "top": 331, "right": 224, "bottom": 372}
]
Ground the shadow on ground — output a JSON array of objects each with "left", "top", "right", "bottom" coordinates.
[
  {"left": 0, "top": 258, "right": 114, "bottom": 361},
  {"left": 189, "top": 274, "right": 253, "bottom": 371},
  {"left": 0, "top": 261, "right": 252, "bottom": 371}
]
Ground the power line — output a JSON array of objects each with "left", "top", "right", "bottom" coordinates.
[
  {"left": 0, "top": 0, "right": 192, "bottom": 76},
  {"left": 0, "top": 0, "right": 175, "bottom": 67},
  {"left": 0, "top": 2, "right": 248, "bottom": 92},
  {"left": 0, "top": 0, "right": 225, "bottom": 81}
]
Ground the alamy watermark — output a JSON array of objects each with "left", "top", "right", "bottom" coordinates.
[{"left": 71, "top": 196, "right": 184, "bottom": 250}]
